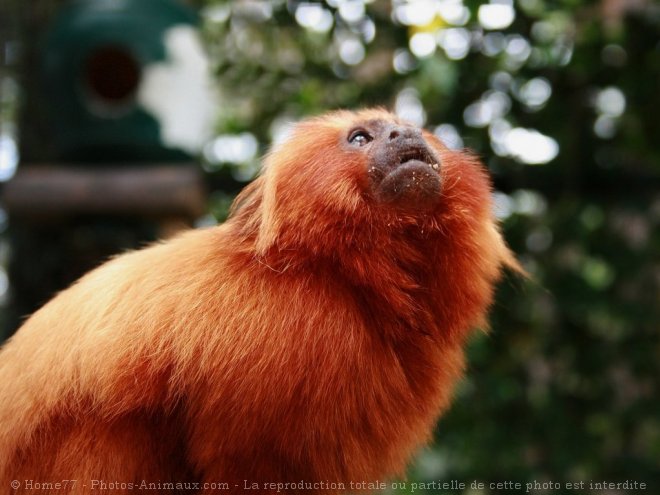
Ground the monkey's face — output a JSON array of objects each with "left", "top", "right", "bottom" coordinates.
[{"left": 344, "top": 118, "right": 442, "bottom": 210}]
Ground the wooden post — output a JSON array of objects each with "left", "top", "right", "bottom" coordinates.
[{"left": 1, "top": 164, "right": 207, "bottom": 339}]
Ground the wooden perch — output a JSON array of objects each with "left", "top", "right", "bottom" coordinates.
[{"left": 1, "top": 164, "right": 207, "bottom": 219}]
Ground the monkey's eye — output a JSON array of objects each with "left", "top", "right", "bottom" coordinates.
[{"left": 348, "top": 129, "right": 373, "bottom": 147}]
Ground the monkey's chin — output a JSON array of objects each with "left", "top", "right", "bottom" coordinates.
[{"left": 376, "top": 160, "right": 442, "bottom": 210}]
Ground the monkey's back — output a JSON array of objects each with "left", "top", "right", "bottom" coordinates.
[
  {"left": 0, "top": 228, "right": 227, "bottom": 486},
  {"left": 0, "top": 224, "right": 463, "bottom": 492}
]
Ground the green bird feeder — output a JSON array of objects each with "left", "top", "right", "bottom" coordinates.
[{"left": 42, "top": 0, "right": 215, "bottom": 162}]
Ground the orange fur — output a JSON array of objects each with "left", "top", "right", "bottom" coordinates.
[{"left": 0, "top": 109, "right": 515, "bottom": 493}]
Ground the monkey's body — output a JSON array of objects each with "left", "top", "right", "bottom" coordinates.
[{"left": 0, "top": 110, "right": 515, "bottom": 493}]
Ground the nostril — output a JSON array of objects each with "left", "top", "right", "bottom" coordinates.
[{"left": 389, "top": 130, "right": 400, "bottom": 140}]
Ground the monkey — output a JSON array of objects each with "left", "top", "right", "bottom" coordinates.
[{"left": 0, "top": 109, "right": 518, "bottom": 493}]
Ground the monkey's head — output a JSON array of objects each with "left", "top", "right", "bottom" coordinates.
[{"left": 231, "top": 108, "right": 512, "bottom": 271}]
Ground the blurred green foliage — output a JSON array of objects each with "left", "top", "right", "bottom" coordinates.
[{"left": 196, "top": 0, "right": 660, "bottom": 491}]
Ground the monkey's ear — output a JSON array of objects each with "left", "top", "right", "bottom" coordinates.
[
  {"left": 226, "top": 165, "right": 282, "bottom": 255},
  {"left": 226, "top": 173, "right": 274, "bottom": 253},
  {"left": 254, "top": 166, "right": 280, "bottom": 255}
]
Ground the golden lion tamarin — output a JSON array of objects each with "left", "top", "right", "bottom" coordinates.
[{"left": 0, "top": 109, "right": 517, "bottom": 493}]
